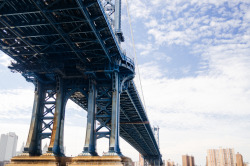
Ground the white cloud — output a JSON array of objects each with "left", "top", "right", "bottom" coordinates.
[
  {"left": 136, "top": 43, "right": 156, "bottom": 56},
  {"left": 132, "top": 1, "right": 250, "bottom": 160},
  {"left": 126, "top": 0, "right": 151, "bottom": 20},
  {"left": 0, "top": 89, "right": 34, "bottom": 119},
  {"left": 1, "top": 1, "right": 250, "bottom": 165},
  {"left": 145, "top": 18, "right": 158, "bottom": 28},
  {"left": 140, "top": 0, "right": 250, "bottom": 49},
  {"left": 142, "top": 75, "right": 250, "bottom": 116},
  {"left": 136, "top": 62, "right": 165, "bottom": 80},
  {"left": 136, "top": 55, "right": 250, "bottom": 162},
  {"left": 154, "top": 52, "right": 172, "bottom": 63},
  {"left": 0, "top": 51, "right": 11, "bottom": 67}
]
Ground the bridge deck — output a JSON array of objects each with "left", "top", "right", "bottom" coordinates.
[
  {"left": 0, "top": 0, "right": 133, "bottom": 76},
  {"left": 0, "top": 0, "right": 161, "bottom": 160}
]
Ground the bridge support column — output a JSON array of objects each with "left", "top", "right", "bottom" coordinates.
[
  {"left": 81, "top": 79, "right": 97, "bottom": 156},
  {"left": 108, "top": 72, "right": 121, "bottom": 155},
  {"left": 47, "top": 77, "right": 66, "bottom": 156},
  {"left": 23, "top": 81, "right": 45, "bottom": 156}
]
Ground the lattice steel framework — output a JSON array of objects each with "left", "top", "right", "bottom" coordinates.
[{"left": 0, "top": 0, "right": 162, "bottom": 165}]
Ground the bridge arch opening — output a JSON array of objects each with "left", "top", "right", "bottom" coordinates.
[
  {"left": 63, "top": 89, "right": 88, "bottom": 157},
  {"left": 96, "top": 121, "right": 110, "bottom": 156}
]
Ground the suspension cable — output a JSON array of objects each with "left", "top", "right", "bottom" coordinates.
[{"left": 125, "top": 0, "right": 147, "bottom": 113}]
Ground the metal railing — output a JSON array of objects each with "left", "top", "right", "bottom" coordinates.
[{"left": 98, "top": 0, "right": 135, "bottom": 68}]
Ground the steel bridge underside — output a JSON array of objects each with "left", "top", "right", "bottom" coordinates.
[
  {"left": 0, "top": 0, "right": 161, "bottom": 161},
  {"left": 71, "top": 80, "right": 161, "bottom": 159}
]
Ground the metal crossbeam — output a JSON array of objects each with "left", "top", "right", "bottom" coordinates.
[
  {"left": 120, "top": 107, "right": 152, "bottom": 153},
  {"left": 126, "top": 83, "right": 160, "bottom": 154},
  {"left": 0, "top": 20, "right": 87, "bottom": 29},
  {"left": 0, "top": 31, "right": 95, "bottom": 39},
  {"left": 0, "top": 17, "right": 45, "bottom": 63},
  {"left": 76, "top": 0, "right": 112, "bottom": 62},
  {"left": 0, "top": 0, "right": 162, "bottom": 162},
  {"left": 40, "top": 89, "right": 57, "bottom": 139},
  {"left": 32, "top": 0, "right": 89, "bottom": 64}
]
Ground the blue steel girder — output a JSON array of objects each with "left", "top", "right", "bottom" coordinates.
[
  {"left": 75, "top": 0, "right": 112, "bottom": 62},
  {"left": 95, "top": 86, "right": 112, "bottom": 138},
  {"left": 0, "top": 20, "right": 88, "bottom": 29},
  {"left": 66, "top": 80, "right": 162, "bottom": 159},
  {"left": 40, "top": 88, "right": 57, "bottom": 140},
  {"left": 31, "top": 0, "right": 89, "bottom": 65},
  {"left": 0, "top": 0, "right": 161, "bottom": 162},
  {"left": 120, "top": 107, "right": 156, "bottom": 155},
  {"left": 126, "top": 82, "right": 161, "bottom": 155},
  {"left": 0, "top": 15, "right": 47, "bottom": 64},
  {"left": 0, "top": 0, "right": 134, "bottom": 79},
  {"left": 119, "top": 108, "right": 151, "bottom": 155}
]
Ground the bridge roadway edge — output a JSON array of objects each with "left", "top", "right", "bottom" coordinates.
[{"left": 6, "top": 155, "right": 133, "bottom": 166}]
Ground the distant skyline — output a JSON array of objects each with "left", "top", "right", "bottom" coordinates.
[
  {"left": 0, "top": 0, "right": 250, "bottom": 165},
  {"left": 0, "top": 132, "right": 18, "bottom": 161}
]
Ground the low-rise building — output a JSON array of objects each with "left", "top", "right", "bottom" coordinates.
[
  {"left": 182, "top": 155, "right": 195, "bottom": 166},
  {"left": 236, "top": 152, "right": 244, "bottom": 166},
  {"left": 165, "top": 159, "right": 175, "bottom": 166},
  {"left": 207, "top": 148, "right": 236, "bottom": 166}
]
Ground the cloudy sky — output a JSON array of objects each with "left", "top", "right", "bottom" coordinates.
[{"left": 0, "top": 0, "right": 250, "bottom": 165}]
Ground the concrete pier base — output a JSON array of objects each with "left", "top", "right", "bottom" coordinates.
[
  {"left": 6, "top": 155, "right": 71, "bottom": 166},
  {"left": 69, "top": 156, "right": 123, "bottom": 166},
  {"left": 69, "top": 156, "right": 133, "bottom": 166},
  {"left": 6, "top": 155, "right": 133, "bottom": 166}
]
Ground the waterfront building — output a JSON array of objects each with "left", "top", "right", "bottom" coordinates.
[
  {"left": 165, "top": 159, "right": 175, "bottom": 166},
  {"left": 236, "top": 152, "right": 244, "bottom": 166},
  {"left": 139, "top": 153, "right": 144, "bottom": 166},
  {"left": 207, "top": 148, "right": 236, "bottom": 166},
  {"left": 0, "top": 132, "right": 18, "bottom": 162},
  {"left": 182, "top": 155, "right": 195, "bottom": 166}
]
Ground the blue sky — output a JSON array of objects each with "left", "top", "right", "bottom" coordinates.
[{"left": 0, "top": 0, "right": 250, "bottom": 165}]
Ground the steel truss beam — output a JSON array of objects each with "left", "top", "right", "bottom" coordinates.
[
  {"left": 0, "top": 2, "right": 79, "bottom": 16},
  {"left": 23, "top": 78, "right": 90, "bottom": 156},
  {"left": 0, "top": 0, "right": 162, "bottom": 163},
  {"left": 23, "top": 81, "right": 57, "bottom": 155},
  {"left": 32, "top": 0, "right": 89, "bottom": 64},
  {"left": 76, "top": 0, "right": 112, "bottom": 62},
  {"left": 0, "top": 17, "right": 47, "bottom": 64},
  {"left": 0, "top": 20, "right": 87, "bottom": 29},
  {"left": 81, "top": 72, "right": 133, "bottom": 156},
  {"left": 1, "top": 40, "right": 98, "bottom": 49},
  {"left": 126, "top": 84, "right": 159, "bottom": 155},
  {"left": 0, "top": 7, "right": 81, "bottom": 16},
  {"left": 0, "top": 31, "right": 95, "bottom": 39},
  {"left": 95, "top": 86, "right": 112, "bottom": 140},
  {"left": 120, "top": 107, "right": 152, "bottom": 153}
]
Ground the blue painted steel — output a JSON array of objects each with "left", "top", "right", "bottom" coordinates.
[
  {"left": 109, "top": 71, "right": 121, "bottom": 155},
  {"left": 23, "top": 81, "right": 45, "bottom": 156},
  {"left": 0, "top": 0, "right": 162, "bottom": 164},
  {"left": 81, "top": 79, "right": 98, "bottom": 156}
]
